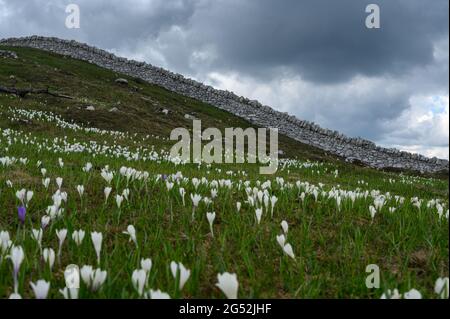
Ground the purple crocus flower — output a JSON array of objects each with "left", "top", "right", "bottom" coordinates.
[
  {"left": 17, "top": 206, "right": 26, "bottom": 224},
  {"left": 162, "top": 174, "right": 168, "bottom": 181}
]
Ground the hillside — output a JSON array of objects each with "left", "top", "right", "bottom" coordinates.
[
  {"left": 1, "top": 36, "right": 449, "bottom": 174},
  {"left": 0, "top": 45, "right": 336, "bottom": 162},
  {"left": 0, "top": 45, "right": 448, "bottom": 299}
]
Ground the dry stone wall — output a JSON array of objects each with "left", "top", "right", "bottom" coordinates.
[
  {"left": 1, "top": 35, "right": 448, "bottom": 173},
  {"left": 0, "top": 49, "right": 18, "bottom": 59}
]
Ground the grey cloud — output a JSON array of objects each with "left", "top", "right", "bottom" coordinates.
[
  {"left": 170, "top": 0, "right": 449, "bottom": 83},
  {"left": 2, "top": 0, "right": 447, "bottom": 83},
  {"left": 1, "top": 0, "right": 198, "bottom": 49}
]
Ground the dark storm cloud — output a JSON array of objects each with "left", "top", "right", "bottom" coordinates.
[
  {"left": 174, "top": 0, "right": 449, "bottom": 83},
  {"left": 0, "top": 0, "right": 448, "bottom": 82},
  {"left": 0, "top": 0, "right": 198, "bottom": 50},
  {"left": 1, "top": 0, "right": 447, "bottom": 83}
]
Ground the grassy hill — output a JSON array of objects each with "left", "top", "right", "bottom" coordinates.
[
  {"left": 0, "top": 46, "right": 448, "bottom": 299},
  {"left": 0, "top": 46, "right": 338, "bottom": 161}
]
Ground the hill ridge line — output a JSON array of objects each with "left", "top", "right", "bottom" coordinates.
[{"left": 1, "top": 35, "right": 448, "bottom": 173}]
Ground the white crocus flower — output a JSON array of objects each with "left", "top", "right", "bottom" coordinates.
[
  {"left": 56, "top": 177, "right": 63, "bottom": 189},
  {"left": 190, "top": 194, "right": 202, "bottom": 221},
  {"left": 0, "top": 231, "right": 12, "bottom": 256},
  {"left": 132, "top": 269, "right": 147, "bottom": 297},
  {"left": 16, "top": 189, "right": 33, "bottom": 207},
  {"left": 435, "top": 277, "right": 449, "bottom": 299},
  {"left": 123, "top": 225, "right": 137, "bottom": 246},
  {"left": 91, "top": 268, "right": 108, "bottom": 291},
  {"left": 52, "top": 193, "right": 62, "bottom": 210},
  {"left": 91, "top": 232, "right": 103, "bottom": 265},
  {"left": 191, "top": 194, "right": 202, "bottom": 207},
  {"left": 247, "top": 196, "right": 255, "bottom": 207},
  {"left": 122, "top": 188, "right": 130, "bottom": 201},
  {"left": 236, "top": 202, "right": 241, "bottom": 213},
  {"left": 270, "top": 195, "right": 278, "bottom": 217},
  {"left": 81, "top": 265, "right": 107, "bottom": 291},
  {"left": 166, "top": 182, "right": 174, "bottom": 191},
  {"left": 141, "top": 258, "right": 153, "bottom": 274},
  {"left": 206, "top": 212, "right": 216, "bottom": 237},
  {"left": 60, "top": 191, "right": 68, "bottom": 203},
  {"left": 192, "top": 178, "right": 200, "bottom": 190},
  {"left": 32, "top": 229, "right": 43, "bottom": 250},
  {"left": 104, "top": 187, "right": 112, "bottom": 203},
  {"left": 83, "top": 162, "right": 93, "bottom": 173},
  {"left": 336, "top": 196, "right": 342, "bottom": 211},
  {"left": 283, "top": 243, "right": 296, "bottom": 260},
  {"left": 41, "top": 215, "right": 51, "bottom": 229},
  {"left": 116, "top": 195, "right": 124, "bottom": 208},
  {"left": 203, "top": 197, "right": 212, "bottom": 207},
  {"left": 76, "top": 185, "right": 85, "bottom": 197},
  {"left": 170, "top": 261, "right": 191, "bottom": 290},
  {"left": 72, "top": 230, "right": 85, "bottom": 246},
  {"left": 56, "top": 229, "right": 68, "bottom": 263},
  {"left": 45, "top": 206, "right": 58, "bottom": 220},
  {"left": 300, "top": 192, "right": 306, "bottom": 202},
  {"left": 16, "top": 189, "right": 26, "bottom": 203},
  {"left": 374, "top": 197, "right": 385, "bottom": 211},
  {"left": 216, "top": 272, "right": 239, "bottom": 299},
  {"left": 59, "top": 287, "right": 79, "bottom": 299},
  {"left": 281, "top": 220, "right": 289, "bottom": 234},
  {"left": 381, "top": 289, "right": 402, "bottom": 299},
  {"left": 101, "top": 171, "right": 114, "bottom": 184},
  {"left": 8, "top": 245, "right": 24, "bottom": 293},
  {"left": 276, "top": 234, "right": 286, "bottom": 248},
  {"left": 255, "top": 208, "right": 263, "bottom": 225},
  {"left": 26, "top": 190, "right": 34, "bottom": 204},
  {"left": 369, "top": 206, "right": 377, "bottom": 220},
  {"left": 179, "top": 188, "right": 186, "bottom": 206},
  {"left": 30, "top": 280, "right": 50, "bottom": 299},
  {"left": 42, "top": 248, "right": 56, "bottom": 270},
  {"left": 404, "top": 289, "right": 422, "bottom": 299},
  {"left": 148, "top": 289, "right": 171, "bottom": 299},
  {"left": 80, "top": 265, "right": 93, "bottom": 286}
]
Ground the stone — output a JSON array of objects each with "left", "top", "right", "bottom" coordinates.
[
  {"left": 115, "top": 78, "right": 128, "bottom": 85},
  {"left": 0, "top": 49, "right": 18, "bottom": 59}
]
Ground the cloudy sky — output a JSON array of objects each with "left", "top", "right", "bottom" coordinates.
[{"left": 1, "top": 0, "right": 448, "bottom": 159}]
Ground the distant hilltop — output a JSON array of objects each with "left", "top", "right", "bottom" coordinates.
[{"left": 1, "top": 35, "right": 448, "bottom": 173}]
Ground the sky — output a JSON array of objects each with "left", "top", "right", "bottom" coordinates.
[{"left": 0, "top": 0, "right": 448, "bottom": 159}]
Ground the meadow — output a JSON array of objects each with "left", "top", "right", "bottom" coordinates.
[{"left": 0, "top": 46, "right": 448, "bottom": 299}]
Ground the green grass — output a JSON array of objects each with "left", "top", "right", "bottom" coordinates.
[{"left": 0, "top": 46, "right": 448, "bottom": 299}]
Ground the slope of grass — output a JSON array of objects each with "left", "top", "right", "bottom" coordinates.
[{"left": 0, "top": 46, "right": 338, "bottom": 162}]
